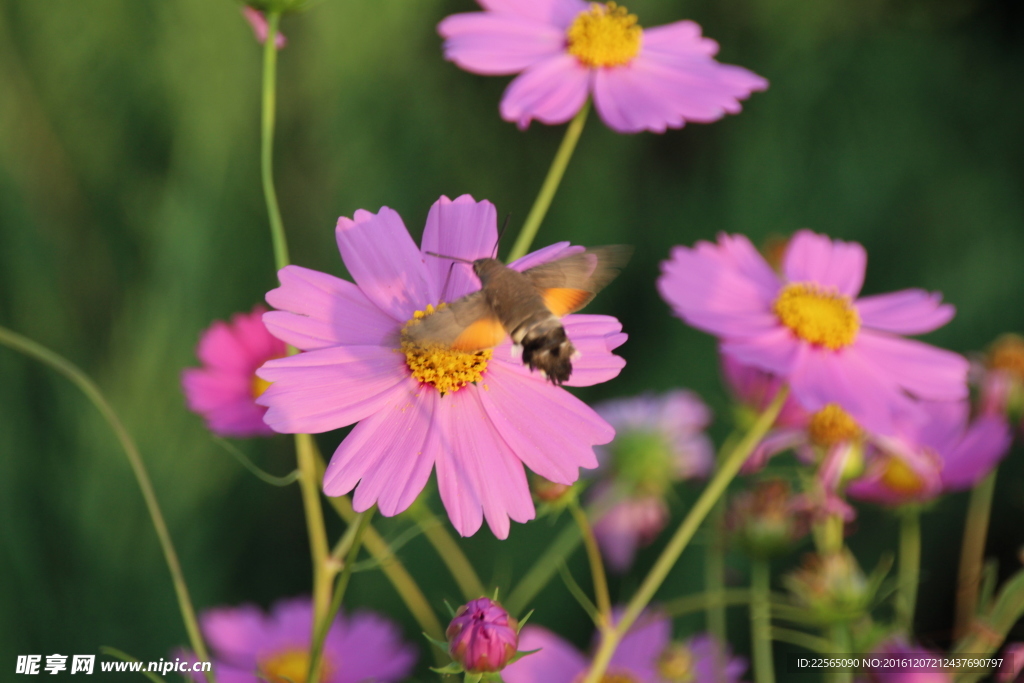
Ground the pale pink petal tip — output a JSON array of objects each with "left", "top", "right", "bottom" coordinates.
[
  {"left": 181, "top": 306, "right": 286, "bottom": 438},
  {"left": 242, "top": 8, "right": 286, "bottom": 49}
]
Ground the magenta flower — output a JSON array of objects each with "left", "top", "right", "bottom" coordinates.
[
  {"left": 256, "top": 195, "right": 625, "bottom": 538},
  {"left": 504, "top": 611, "right": 746, "bottom": 683},
  {"left": 438, "top": 0, "right": 768, "bottom": 133},
  {"left": 242, "top": 8, "right": 287, "bottom": 49},
  {"left": 447, "top": 597, "right": 519, "bottom": 673},
  {"left": 588, "top": 391, "right": 713, "bottom": 571},
  {"left": 847, "top": 399, "right": 1011, "bottom": 507},
  {"left": 181, "top": 306, "right": 286, "bottom": 438},
  {"left": 863, "top": 640, "right": 952, "bottom": 683},
  {"left": 192, "top": 597, "right": 415, "bottom": 683},
  {"left": 659, "top": 230, "right": 969, "bottom": 434},
  {"left": 997, "top": 642, "right": 1023, "bottom": 683}
]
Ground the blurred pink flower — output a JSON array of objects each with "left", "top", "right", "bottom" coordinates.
[
  {"left": 256, "top": 195, "right": 625, "bottom": 538},
  {"left": 438, "top": 0, "right": 768, "bottom": 133},
  {"left": 847, "top": 399, "right": 1011, "bottom": 506},
  {"left": 998, "top": 642, "right": 1023, "bottom": 683},
  {"left": 243, "top": 8, "right": 287, "bottom": 49},
  {"left": 192, "top": 597, "right": 415, "bottom": 683},
  {"left": 659, "top": 230, "right": 968, "bottom": 435},
  {"left": 181, "top": 306, "right": 286, "bottom": 438},
  {"left": 863, "top": 640, "right": 952, "bottom": 683},
  {"left": 589, "top": 390, "right": 713, "bottom": 571},
  {"left": 504, "top": 611, "right": 746, "bottom": 682}
]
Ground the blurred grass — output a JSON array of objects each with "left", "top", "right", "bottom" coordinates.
[{"left": 0, "top": 0, "right": 1022, "bottom": 675}]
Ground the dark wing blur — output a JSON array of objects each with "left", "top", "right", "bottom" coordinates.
[
  {"left": 524, "top": 245, "right": 632, "bottom": 317},
  {"left": 401, "top": 291, "right": 507, "bottom": 351}
]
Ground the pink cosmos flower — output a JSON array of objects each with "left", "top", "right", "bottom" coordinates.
[
  {"left": 659, "top": 230, "right": 969, "bottom": 435},
  {"left": 861, "top": 640, "right": 952, "bottom": 683},
  {"left": 588, "top": 391, "right": 713, "bottom": 571},
  {"left": 847, "top": 399, "right": 1011, "bottom": 507},
  {"left": 256, "top": 195, "right": 625, "bottom": 538},
  {"left": 189, "top": 597, "right": 416, "bottom": 683},
  {"left": 998, "top": 642, "right": 1023, "bottom": 683},
  {"left": 438, "top": 0, "right": 768, "bottom": 133},
  {"left": 504, "top": 612, "right": 746, "bottom": 683},
  {"left": 182, "top": 306, "right": 286, "bottom": 438},
  {"left": 242, "top": 8, "right": 287, "bottom": 49}
]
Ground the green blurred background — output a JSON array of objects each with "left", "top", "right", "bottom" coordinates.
[{"left": 1, "top": 0, "right": 1022, "bottom": 678}]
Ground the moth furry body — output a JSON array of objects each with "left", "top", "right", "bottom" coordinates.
[{"left": 403, "top": 246, "right": 631, "bottom": 385}]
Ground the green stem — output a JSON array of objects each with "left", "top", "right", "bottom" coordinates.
[
  {"left": 581, "top": 386, "right": 789, "bottom": 683},
  {"left": 0, "top": 326, "right": 213, "bottom": 680},
  {"left": 827, "top": 624, "right": 853, "bottom": 683},
  {"left": 954, "top": 470, "right": 997, "bottom": 640},
  {"left": 507, "top": 520, "right": 582, "bottom": 615},
  {"left": 769, "top": 627, "right": 831, "bottom": 655},
  {"left": 705, "top": 498, "right": 728, "bottom": 641},
  {"left": 408, "top": 502, "right": 486, "bottom": 601},
  {"left": 663, "top": 589, "right": 751, "bottom": 617},
  {"left": 261, "top": 11, "right": 290, "bottom": 272},
  {"left": 506, "top": 102, "right": 590, "bottom": 262},
  {"left": 897, "top": 508, "right": 921, "bottom": 635},
  {"left": 306, "top": 510, "right": 372, "bottom": 683},
  {"left": 750, "top": 559, "right": 776, "bottom": 683},
  {"left": 295, "top": 433, "right": 333, "bottom": 641},
  {"left": 570, "top": 499, "right": 612, "bottom": 623}
]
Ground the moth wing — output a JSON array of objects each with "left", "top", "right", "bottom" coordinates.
[
  {"left": 525, "top": 245, "right": 632, "bottom": 316},
  {"left": 402, "top": 292, "right": 507, "bottom": 351}
]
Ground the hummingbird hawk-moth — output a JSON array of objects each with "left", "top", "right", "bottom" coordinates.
[{"left": 403, "top": 246, "right": 632, "bottom": 385}]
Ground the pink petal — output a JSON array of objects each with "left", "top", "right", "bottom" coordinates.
[
  {"left": 642, "top": 21, "right": 719, "bottom": 57},
  {"left": 256, "top": 346, "right": 410, "bottom": 433},
  {"left": 855, "top": 332, "right": 969, "bottom": 402},
  {"left": 477, "top": 0, "right": 587, "bottom": 26},
  {"left": 611, "top": 611, "right": 671, "bottom": 676},
  {"left": 659, "top": 237, "right": 782, "bottom": 339},
  {"left": 335, "top": 207, "right": 436, "bottom": 322},
  {"left": 562, "top": 314, "right": 627, "bottom": 387},
  {"left": 264, "top": 266, "right": 397, "bottom": 350},
  {"left": 439, "top": 13, "right": 565, "bottom": 75},
  {"left": 940, "top": 415, "right": 1011, "bottom": 491},
  {"left": 720, "top": 327, "right": 802, "bottom": 376},
  {"left": 200, "top": 604, "right": 268, "bottom": 661},
  {"left": 322, "top": 384, "right": 437, "bottom": 517},
  {"left": 196, "top": 320, "right": 253, "bottom": 372},
  {"left": 420, "top": 195, "right": 497, "bottom": 302},
  {"left": 743, "top": 427, "right": 806, "bottom": 473},
  {"left": 500, "top": 54, "right": 591, "bottom": 129},
  {"left": 856, "top": 289, "right": 955, "bottom": 335},
  {"left": 326, "top": 610, "right": 417, "bottom": 682},
  {"left": 782, "top": 230, "right": 867, "bottom": 297},
  {"left": 504, "top": 626, "right": 587, "bottom": 683},
  {"left": 508, "top": 241, "right": 584, "bottom": 271},
  {"left": 242, "top": 8, "right": 287, "bottom": 49},
  {"left": 478, "top": 362, "right": 609, "bottom": 483},
  {"left": 434, "top": 386, "right": 535, "bottom": 538}
]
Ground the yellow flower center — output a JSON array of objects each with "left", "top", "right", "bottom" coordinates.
[
  {"left": 401, "top": 304, "right": 491, "bottom": 395},
  {"left": 879, "top": 456, "right": 924, "bottom": 496},
  {"left": 573, "top": 670, "right": 638, "bottom": 683},
  {"left": 658, "top": 643, "right": 695, "bottom": 682},
  {"left": 260, "top": 650, "right": 330, "bottom": 683},
  {"left": 566, "top": 2, "right": 642, "bottom": 68},
  {"left": 808, "top": 404, "right": 861, "bottom": 447},
  {"left": 251, "top": 373, "right": 273, "bottom": 399},
  {"left": 773, "top": 283, "right": 860, "bottom": 350},
  {"left": 989, "top": 334, "right": 1024, "bottom": 381}
]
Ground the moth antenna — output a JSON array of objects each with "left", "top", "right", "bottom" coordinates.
[
  {"left": 424, "top": 250, "right": 474, "bottom": 265},
  {"left": 493, "top": 213, "right": 511, "bottom": 259},
  {"left": 440, "top": 261, "right": 457, "bottom": 303}
]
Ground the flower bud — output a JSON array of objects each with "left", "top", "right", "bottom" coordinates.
[
  {"left": 726, "top": 479, "right": 809, "bottom": 559},
  {"left": 783, "top": 549, "right": 869, "bottom": 619},
  {"left": 446, "top": 598, "right": 518, "bottom": 673},
  {"left": 530, "top": 474, "right": 572, "bottom": 503}
]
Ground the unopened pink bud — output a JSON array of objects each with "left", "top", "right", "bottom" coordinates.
[{"left": 446, "top": 597, "right": 518, "bottom": 673}]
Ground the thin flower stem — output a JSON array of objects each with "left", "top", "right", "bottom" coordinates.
[
  {"left": 827, "top": 624, "right": 853, "bottom": 683},
  {"left": 769, "top": 628, "right": 831, "bottom": 655},
  {"left": 306, "top": 510, "right": 372, "bottom": 683},
  {"left": 295, "top": 433, "right": 334, "bottom": 635},
  {"left": 663, "top": 589, "right": 752, "bottom": 617},
  {"left": 896, "top": 507, "right": 921, "bottom": 635},
  {"left": 569, "top": 499, "right": 612, "bottom": 624},
  {"left": 407, "top": 502, "right": 486, "bottom": 601},
  {"left": 506, "top": 521, "right": 582, "bottom": 615},
  {"left": 261, "top": 11, "right": 290, "bottom": 272},
  {"left": 705, "top": 491, "right": 729, "bottom": 640},
  {"left": 750, "top": 559, "right": 776, "bottom": 683},
  {"left": 954, "top": 470, "right": 997, "bottom": 640},
  {"left": 506, "top": 102, "right": 590, "bottom": 262},
  {"left": 581, "top": 386, "right": 789, "bottom": 683},
  {"left": 0, "top": 326, "right": 213, "bottom": 681}
]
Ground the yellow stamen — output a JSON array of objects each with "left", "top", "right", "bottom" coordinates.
[
  {"left": 260, "top": 650, "right": 330, "bottom": 683},
  {"left": 773, "top": 283, "right": 860, "bottom": 350},
  {"left": 251, "top": 374, "right": 273, "bottom": 399},
  {"left": 988, "top": 333, "right": 1024, "bottom": 381},
  {"left": 879, "top": 456, "right": 924, "bottom": 496},
  {"left": 807, "top": 404, "right": 861, "bottom": 447},
  {"left": 567, "top": 2, "right": 642, "bottom": 68},
  {"left": 401, "top": 304, "right": 491, "bottom": 395}
]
